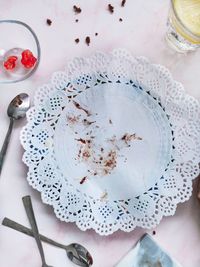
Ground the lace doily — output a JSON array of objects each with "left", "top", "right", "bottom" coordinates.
[{"left": 20, "top": 49, "right": 200, "bottom": 235}]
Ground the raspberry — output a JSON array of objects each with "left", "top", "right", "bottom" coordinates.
[
  {"left": 21, "top": 56, "right": 37, "bottom": 68},
  {"left": 21, "top": 49, "right": 33, "bottom": 59},
  {"left": 21, "top": 49, "right": 37, "bottom": 68},
  {"left": 4, "top": 56, "right": 18, "bottom": 70}
]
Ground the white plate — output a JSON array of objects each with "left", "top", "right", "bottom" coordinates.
[{"left": 21, "top": 49, "right": 200, "bottom": 235}]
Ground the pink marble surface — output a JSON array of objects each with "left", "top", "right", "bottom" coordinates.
[{"left": 0, "top": 0, "right": 200, "bottom": 266}]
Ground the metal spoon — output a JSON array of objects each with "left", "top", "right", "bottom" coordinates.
[
  {"left": 0, "top": 93, "right": 30, "bottom": 175},
  {"left": 22, "top": 196, "right": 53, "bottom": 267},
  {"left": 2, "top": 217, "right": 93, "bottom": 267}
]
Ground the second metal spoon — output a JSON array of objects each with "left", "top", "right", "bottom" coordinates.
[
  {"left": 2, "top": 217, "right": 93, "bottom": 267},
  {"left": 0, "top": 93, "right": 30, "bottom": 175}
]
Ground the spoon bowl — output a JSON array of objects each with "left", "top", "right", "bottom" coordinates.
[
  {"left": 7, "top": 93, "right": 30, "bottom": 119},
  {"left": 66, "top": 243, "right": 93, "bottom": 267}
]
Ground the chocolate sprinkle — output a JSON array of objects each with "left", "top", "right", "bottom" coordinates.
[
  {"left": 119, "top": 18, "right": 123, "bottom": 22},
  {"left": 121, "top": 0, "right": 126, "bottom": 7},
  {"left": 80, "top": 176, "right": 87, "bottom": 184},
  {"left": 46, "top": 19, "right": 52, "bottom": 26},
  {"left": 75, "top": 19, "right": 79, "bottom": 23},
  {"left": 85, "top": 36, "right": 91, "bottom": 46},
  {"left": 73, "top": 5, "right": 82, "bottom": 14},
  {"left": 75, "top": 38, "right": 80, "bottom": 44},
  {"left": 76, "top": 138, "right": 86, "bottom": 144},
  {"left": 95, "top": 32, "right": 98, "bottom": 36},
  {"left": 152, "top": 230, "right": 156, "bottom": 235},
  {"left": 108, "top": 4, "right": 114, "bottom": 13}
]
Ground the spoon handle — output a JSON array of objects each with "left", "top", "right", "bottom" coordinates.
[
  {"left": 22, "top": 196, "right": 47, "bottom": 265},
  {"left": 0, "top": 118, "right": 14, "bottom": 175},
  {"left": 2, "top": 217, "right": 66, "bottom": 250}
]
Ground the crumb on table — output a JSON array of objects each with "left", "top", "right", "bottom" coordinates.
[
  {"left": 73, "top": 5, "right": 82, "bottom": 14},
  {"left": 85, "top": 36, "right": 91, "bottom": 46},
  {"left": 108, "top": 4, "right": 114, "bottom": 13},
  {"left": 121, "top": 0, "right": 126, "bottom": 7},
  {"left": 46, "top": 19, "right": 52, "bottom": 26}
]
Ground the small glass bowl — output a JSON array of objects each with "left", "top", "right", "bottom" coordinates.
[{"left": 0, "top": 20, "right": 41, "bottom": 84}]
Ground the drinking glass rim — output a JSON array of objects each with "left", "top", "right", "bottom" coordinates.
[
  {"left": 0, "top": 19, "right": 41, "bottom": 84},
  {"left": 171, "top": 0, "right": 200, "bottom": 40}
]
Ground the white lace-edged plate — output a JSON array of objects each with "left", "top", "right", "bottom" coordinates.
[{"left": 20, "top": 49, "right": 200, "bottom": 235}]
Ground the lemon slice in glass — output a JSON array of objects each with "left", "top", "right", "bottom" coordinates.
[{"left": 174, "top": 0, "right": 200, "bottom": 36}]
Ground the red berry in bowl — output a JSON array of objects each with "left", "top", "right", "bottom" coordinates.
[
  {"left": 21, "top": 49, "right": 37, "bottom": 68},
  {"left": 4, "top": 56, "right": 18, "bottom": 70}
]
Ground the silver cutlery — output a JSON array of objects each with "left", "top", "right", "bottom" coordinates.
[
  {"left": 2, "top": 217, "right": 93, "bottom": 267},
  {"left": 22, "top": 196, "right": 53, "bottom": 267},
  {"left": 0, "top": 93, "right": 30, "bottom": 175}
]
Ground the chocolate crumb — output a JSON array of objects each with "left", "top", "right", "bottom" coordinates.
[
  {"left": 73, "top": 100, "right": 91, "bottom": 116},
  {"left": 83, "top": 150, "right": 90, "bottom": 159},
  {"left": 108, "top": 4, "right": 114, "bottom": 13},
  {"left": 119, "top": 18, "right": 123, "bottom": 22},
  {"left": 75, "top": 38, "right": 80, "bottom": 44},
  {"left": 76, "top": 138, "right": 86, "bottom": 144},
  {"left": 85, "top": 36, "right": 90, "bottom": 46},
  {"left": 80, "top": 176, "right": 87, "bottom": 184},
  {"left": 152, "top": 230, "right": 156, "bottom": 235},
  {"left": 121, "top": 134, "right": 126, "bottom": 140},
  {"left": 46, "top": 19, "right": 52, "bottom": 26},
  {"left": 109, "top": 119, "right": 112, "bottom": 124},
  {"left": 75, "top": 19, "right": 79, "bottom": 23},
  {"left": 83, "top": 119, "right": 96, "bottom": 126},
  {"left": 73, "top": 5, "right": 82, "bottom": 14},
  {"left": 121, "top": 0, "right": 126, "bottom": 7},
  {"left": 95, "top": 32, "right": 98, "bottom": 36},
  {"left": 12, "top": 95, "right": 23, "bottom": 107}
]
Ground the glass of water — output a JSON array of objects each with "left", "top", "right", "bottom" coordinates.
[{"left": 166, "top": 0, "right": 200, "bottom": 53}]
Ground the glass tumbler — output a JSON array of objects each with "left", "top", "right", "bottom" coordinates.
[{"left": 166, "top": 0, "right": 200, "bottom": 53}]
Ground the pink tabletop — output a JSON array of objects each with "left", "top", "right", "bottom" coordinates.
[{"left": 0, "top": 1, "right": 200, "bottom": 266}]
